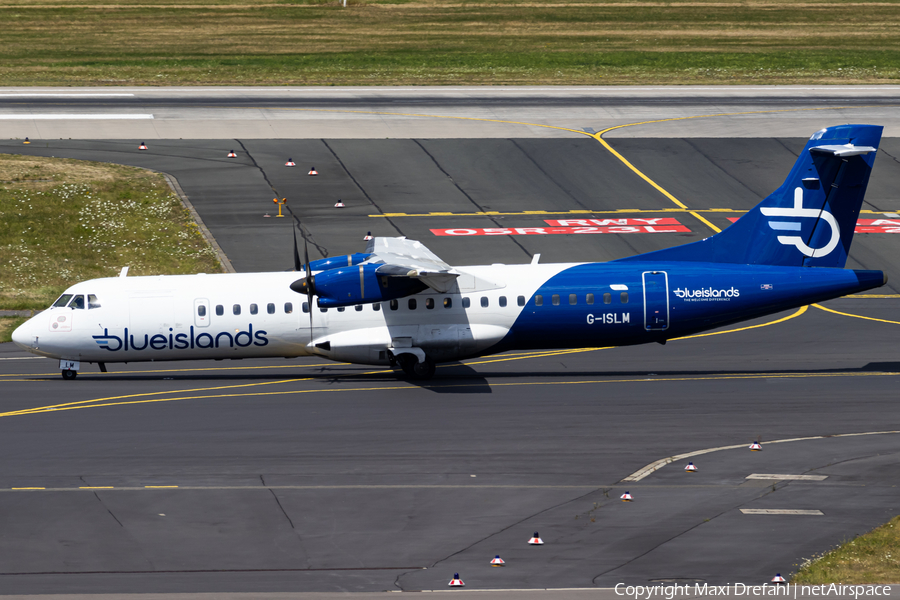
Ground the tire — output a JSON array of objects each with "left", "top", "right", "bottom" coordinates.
[
  {"left": 397, "top": 354, "right": 436, "bottom": 380},
  {"left": 61, "top": 369, "right": 77, "bottom": 380}
]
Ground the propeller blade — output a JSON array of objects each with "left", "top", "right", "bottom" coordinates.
[
  {"left": 304, "top": 236, "right": 314, "bottom": 331},
  {"left": 292, "top": 226, "right": 303, "bottom": 272}
]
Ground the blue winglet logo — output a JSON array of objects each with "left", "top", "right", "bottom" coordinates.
[{"left": 760, "top": 187, "right": 840, "bottom": 258}]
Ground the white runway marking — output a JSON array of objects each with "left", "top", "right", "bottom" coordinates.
[
  {"left": 0, "top": 113, "right": 153, "bottom": 119},
  {"left": 746, "top": 474, "right": 828, "bottom": 481},
  {"left": 741, "top": 509, "right": 824, "bottom": 515}
]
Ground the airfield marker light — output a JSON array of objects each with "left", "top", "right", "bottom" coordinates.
[
  {"left": 138, "top": 142, "right": 148, "bottom": 150},
  {"left": 227, "top": 150, "right": 237, "bottom": 158},
  {"left": 685, "top": 462, "right": 698, "bottom": 473},
  {"left": 308, "top": 167, "right": 318, "bottom": 176},
  {"left": 364, "top": 232, "right": 373, "bottom": 241},
  {"left": 490, "top": 555, "right": 505, "bottom": 566},
  {"left": 449, "top": 573, "right": 465, "bottom": 587},
  {"left": 334, "top": 200, "right": 345, "bottom": 208},
  {"left": 23, "top": 137, "right": 30, "bottom": 144},
  {"left": 528, "top": 532, "right": 544, "bottom": 545},
  {"left": 771, "top": 574, "right": 786, "bottom": 584},
  {"left": 750, "top": 441, "right": 762, "bottom": 451},
  {"left": 285, "top": 158, "right": 296, "bottom": 167},
  {"left": 273, "top": 198, "right": 287, "bottom": 218},
  {"left": 620, "top": 492, "right": 633, "bottom": 502}
]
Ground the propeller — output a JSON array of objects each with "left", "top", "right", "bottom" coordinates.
[
  {"left": 289, "top": 224, "right": 316, "bottom": 331},
  {"left": 292, "top": 225, "right": 303, "bottom": 272}
]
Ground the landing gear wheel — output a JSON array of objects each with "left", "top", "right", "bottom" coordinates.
[
  {"left": 61, "top": 369, "right": 77, "bottom": 380},
  {"left": 397, "top": 354, "right": 436, "bottom": 380}
]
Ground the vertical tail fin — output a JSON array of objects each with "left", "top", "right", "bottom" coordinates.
[{"left": 619, "top": 124, "right": 883, "bottom": 267}]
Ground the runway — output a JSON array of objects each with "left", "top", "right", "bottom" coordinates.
[{"left": 1, "top": 87, "right": 900, "bottom": 596}]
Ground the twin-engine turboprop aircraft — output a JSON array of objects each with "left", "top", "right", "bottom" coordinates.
[{"left": 12, "top": 124, "right": 888, "bottom": 380}]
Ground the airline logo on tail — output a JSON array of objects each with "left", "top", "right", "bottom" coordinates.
[{"left": 760, "top": 187, "right": 840, "bottom": 258}]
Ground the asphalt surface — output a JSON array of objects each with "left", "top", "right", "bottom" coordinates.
[{"left": 2, "top": 91, "right": 900, "bottom": 596}]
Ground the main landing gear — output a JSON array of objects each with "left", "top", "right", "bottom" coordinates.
[{"left": 394, "top": 353, "right": 436, "bottom": 380}]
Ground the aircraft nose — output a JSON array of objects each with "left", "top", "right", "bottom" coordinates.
[{"left": 11, "top": 319, "right": 32, "bottom": 350}]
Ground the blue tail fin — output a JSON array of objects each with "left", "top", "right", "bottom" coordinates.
[{"left": 618, "top": 124, "right": 883, "bottom": 268}]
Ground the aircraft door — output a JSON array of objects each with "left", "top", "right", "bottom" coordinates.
[
  {"left": 194, "top": 298, "right": 210, "bottom": 328},
  {"left": 642, "top": 271, "right": 669, "bottom": 331}
]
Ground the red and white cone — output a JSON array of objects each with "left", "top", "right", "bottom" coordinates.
[
  {"left": 334, "top": 200, "right": 345, "bottom": 208},
  {"left": 227, "top": 150, "right": 237, "bottom": 158},
  {"left": 138, "top": 142, "right": 148, "bottom": 150},
  {"left": 621, "top": 492, "right": 633, "bottom": 502},
  {"left": 364, "top": 232, "right": 373, "bottom": 241},
  {"left": 528, "top": 532, "right": 544, "bottom": 545},
  {"left": 771, "top": 573, "right": 786, "bottom": 584},
  {"left": 449, "top": 573, "right": 464, "bottom": 587},
  {"left": 750, "top": 441, "right": 762, "bottom": 451},
  {"left": 285, "top": 158, "right": 296, "bottom": 167},
  {"left": 308, "top": 167, "right": 318, "bottom": 176},
  {"left": 685, "top": 462, "right": 698, "bottom": 473},
  {"left": 490, "top": 555, "right": 505, "bottom": 567}
]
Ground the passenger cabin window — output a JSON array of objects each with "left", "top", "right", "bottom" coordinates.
[
  {"left": 355, "top": 305, "right": 363, "bottom": 312},
  {"left": 535, "top": 295, "right": 543, "bottom": 306},
  {"left": 284, "top": 302, "right": 293, "bottom": 314},
  {"left": 216, "top": 305, "right": 224, "bottom": 316},
  {"left": 53, "top": 294, "right": 73, "bottom": 308},
  {"left": 551, "top": 294, "right": 560, "bottom": 306},
  {"left": 69, "top": 295, "right": 85, "bottom": 309},
  {"left": 267, "top": 303, "right": 275, "bottom": 315},
  {"left": 197, "top": 305, "right": 207, "bottom": 317},
  {"left": 462, "top": 297, "right": 471, "bottom": 308},
  {"left": 586, "top": 293, "right": 594, "bottom": 305},
  {"left": 499, "top": 296, "right": 507, "bottom": 308},
  {"left": 302, "top": 302, "right": 309, "bottom": 313},
  {"left": 233, "top": 304, "right": 241, "bottom": 316},
  {"left": 569, "top": 294, "right": 577, "bottom": 305},
  {"left": 408, "top": 299, "right": 417, "bottom": 310},
  {"left": 603, "top": 293, "right": 612, "bottom": 305},
  {"left": 390, "top": 299, "right": 398, "bottom": 311},
  {"left": 517, "top": 295, "right": 525, "bottom": 306},
  {"left": 481, "top": 297, "right": 489, "bottom": 308},
  {"left": 88, "top": 294, "right": 101, "bottom": 309},
  {"left": 443, "top": 298, "right": 452, "bottom": 308},
  {"left": 425, "top": 298, "right": 434, "bottom": 309},
  {"left": 337, "top": 307, "right": 345, "bottom": 312},
  {"left": 249, "top": 303, "right": 258, "bottom": 315},
  {"left": 621, "top": 292, "right": 629, "bottom": 304},
  {"left": 373, "top": 303, "right": 381, "bottom": 312}
]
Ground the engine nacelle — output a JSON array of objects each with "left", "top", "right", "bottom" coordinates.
[
  {"left": 307, "top": 253, "right": 370, "bottom": 272},
  {"left": 307, "top": 263, "right": 427, "bottom": 308}
]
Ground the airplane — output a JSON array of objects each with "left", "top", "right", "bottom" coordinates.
[{"left": 11, "top": 124, "right": 888, "bottom": 380}]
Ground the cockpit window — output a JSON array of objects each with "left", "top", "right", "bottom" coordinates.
[
  {"left": 88, "top": 294, "right": 101, "bottom": 309},
  {"left": 53, "top": 294, "right": 73, "bottom": 308},
  {"left": 68, "top": 295, "right": 85, "bottom": 310}
]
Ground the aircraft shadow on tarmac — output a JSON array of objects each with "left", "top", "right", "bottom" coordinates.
[{"left": 41, "top": 361, "right": 900, "bottom": 398}]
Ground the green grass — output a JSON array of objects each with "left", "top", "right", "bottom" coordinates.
[
  {"left": 792, "top": 516, "right": 900, "bottom": 584},
  {"left": 0, "top": 154, "right": 223, "bottom": 314},
  {"left": 0, "top": 0, "right": 898, "bottom": 85}
]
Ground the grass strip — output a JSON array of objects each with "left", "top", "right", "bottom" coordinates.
[
  {"left": 792, "top": 515, "right": 900, "bottom": 584},
  {"left": 0, "top": 154, "right": 223, "bottom": 323},
  {"left": 0, "top": 1, "right": 898, "bottom": 85}
]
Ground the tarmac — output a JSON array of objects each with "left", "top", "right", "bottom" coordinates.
[{"left": 1, "top": 88, "right": 899, "bottom": 597}]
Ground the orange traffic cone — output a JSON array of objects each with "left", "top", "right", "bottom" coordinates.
[
  {"left": 308, "top": 167, "right": 318, "bottom": 176},
  {"left": 771, "top": 574, "right": 786, "bottom": 584},
  {"left": 685, "top": 462, "right": 698, "bottom": 473},
  {"left": 750, "top": 441, "right": 762, "bottom": 451},
  {"left": 620, "top": 492, "right": 633, "bottom": 502},
  {"left": 138, "top": 142, "right": 148, "bottom": 150},
  {"left": 364, "top": 232, "right": 373, "bottom": 241},
  {"left": 449, "top": 573, "right": 464, "bottom": 587},
  {"left": 528, "top": 532, "right": 543, "bottom": 545},
  {"left": 227, "top": 150, "right": 237, "bottom": 158},
  {"left": 334, "top": 200, "right": 345, "bottom": 208},
  {"left": 285, "top": 158, "right": 296, "bottom": 167},
  {"left": 490, "top": 555, "right": 505, "bottom": 566}
]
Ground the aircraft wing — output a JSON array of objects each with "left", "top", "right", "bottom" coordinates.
[{"left": 363, "top": 237, "right": 459, "bottom": 293}]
